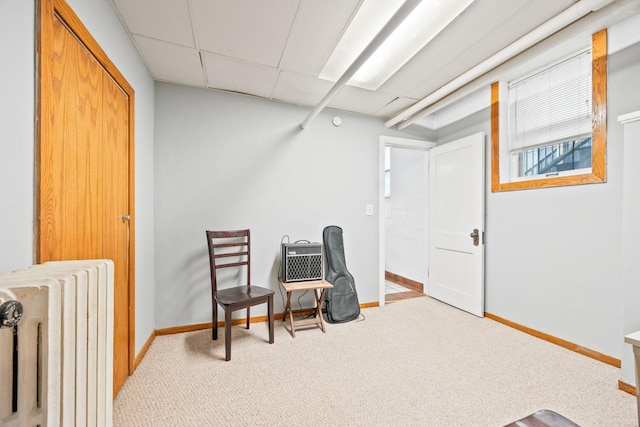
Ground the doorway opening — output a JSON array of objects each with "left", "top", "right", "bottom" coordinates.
[{"left": 378, "top": 136, "right": 435, "bottom": 305}]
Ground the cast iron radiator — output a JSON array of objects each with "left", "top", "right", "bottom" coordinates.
[{"left": 0, "top": 260, "right": 114, "bottom": 427}]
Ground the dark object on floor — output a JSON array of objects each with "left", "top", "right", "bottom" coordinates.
[
  {"left": 206, "top": 229, "right": 274, "bottom": 361},
  {"left": 504, "top": 409, "right": 581, "bottom": 427},
  {"left": 323, "top": 225, "right": 360, "bottom": 323}
]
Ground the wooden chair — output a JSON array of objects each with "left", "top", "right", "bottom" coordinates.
[{"left": 206, "top": 229, "right": 274, "bottom": 361}]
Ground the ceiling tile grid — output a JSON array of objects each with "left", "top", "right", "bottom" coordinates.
[{"left": 110, "top": 0, "right": 631, "bottom": 127}]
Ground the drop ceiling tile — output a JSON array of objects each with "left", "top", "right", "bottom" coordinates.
[
  {"left": 328, "top": 86, "right": 398, "bottom": 116},
  {"left": 372, "top": 96, "right": 419, "bottom": 118},
  {"left": 133, "top": 35, "right": 205, "bottom": 87},
  {"left": 114, "top": 0, "right": 194, "bottom": 47},
  {"left": 191, "top": 0, "right": 299, "bottom": 67},
  {"left": 202, "top": 52, "right": 279, "bottom": 99},
  {"left": 279, "top": 0, "right": 361, "bottom": 76},
  {"left": 271, "top": 71, "right": 334, "bottom": 107}
]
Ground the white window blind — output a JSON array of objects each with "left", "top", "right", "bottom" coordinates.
[{"left": 508, "top": 50, "right": 592, "bottom": 153}]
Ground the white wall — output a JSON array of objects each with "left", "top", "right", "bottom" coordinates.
[
  {"left": 435, "top": 33, "right": 640, "bottom": 371},
  {"left": 0, "top": 0, "right": 36, "bottom": 273},
  {"left": 0, "top": 0, "right": 156, "bottom": 355},
  {"left": 153, "top": 82, "right": 423, "bottom": 329},
  {"left": 384, "top": 148, "right": 428, "bottom": 284}
]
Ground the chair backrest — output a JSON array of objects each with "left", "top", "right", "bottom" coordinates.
[{"left": 206, "top": 229, "right": 251, "bottom": 294}]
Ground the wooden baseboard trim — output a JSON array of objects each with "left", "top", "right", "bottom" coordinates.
[
  {"left": 155, "top": 301, "right": 379, "bottom": 336},
  {"left": 361, "top": 301, "right": 379, "bottom": 309},
  {"left": 619, "top": 379, "right": 637, "bottom": 396},
  {"left": 156, "top": 322, "right": 212, "bottom": 336},
  {"left": 155, "top": 316, "right": 275, "bottom": 336},
  {"left": 385, "top": 271, "right": 423, "bottom": 292},
  {"left": 133, "top": 331, "right": 155, "bottom": 370},
  {"left": 485, "top": 312, "right": 621, "bottom": 368}
]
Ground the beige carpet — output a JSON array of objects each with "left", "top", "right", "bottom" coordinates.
[{"left": 113, "top": 296, "right": 637, "bottom": 426}]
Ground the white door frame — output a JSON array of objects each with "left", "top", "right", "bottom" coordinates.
[{"left": 378, "top": 135, "right": 436, "bottom": 306}]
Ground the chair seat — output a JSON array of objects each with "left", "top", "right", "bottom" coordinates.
[
  {"left": 504, "top": 409, "right": 580, "bottom": 427},
  {"left": 215, "top": 285, "right": 274, "bottom": 306}
]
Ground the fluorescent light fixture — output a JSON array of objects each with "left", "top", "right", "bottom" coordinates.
[{"left": 319, "top": 0, "right": 475, "bottom": 91}]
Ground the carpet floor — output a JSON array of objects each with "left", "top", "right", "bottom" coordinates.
[{"left": 113, "top": 296, "right": 637, "bottom": 426}]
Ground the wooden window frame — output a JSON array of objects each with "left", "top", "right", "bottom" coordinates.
[{"left": 491, "top": 29, "right": 607, "bottom": 192}]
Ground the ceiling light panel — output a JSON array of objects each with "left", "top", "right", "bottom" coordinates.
[
  {"left": 319, "top": 0, "right": 403, "bottom": 84},
  {"left": 320, "top": 0, "right": 475, "bottom": 91}
]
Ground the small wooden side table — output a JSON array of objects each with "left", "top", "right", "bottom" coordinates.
[{"left": 278, "top": 279, "right": 333, "bottom": 338}]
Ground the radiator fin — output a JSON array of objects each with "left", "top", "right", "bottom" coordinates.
[{"left": 0, "top": 260, "right": 114, "bottom": 427}]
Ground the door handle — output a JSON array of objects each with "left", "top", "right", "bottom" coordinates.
[
  {"left": 470, "top": 228, "right": 479, "bottom": 246},
  {"left": 121, "top": 215, "right": 131, "bottom": 222}
]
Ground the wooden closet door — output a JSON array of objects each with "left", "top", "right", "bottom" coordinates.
[
  {"left": 38, "top": 0, "right": 135, "bottom": 397},
  {"left": 40, "top": 13, "right": 104, "bottom": 261},
  {"left": 102, "top": 74, "right": 131, "bottom": 395}
]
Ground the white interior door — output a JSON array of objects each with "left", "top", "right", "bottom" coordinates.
[{"left": 428, "top": 132, "right": 485, "bottom": 316}]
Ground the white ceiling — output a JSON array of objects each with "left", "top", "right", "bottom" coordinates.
[{"left": 111, "top": 0, "right": 620, "bottom": 128}]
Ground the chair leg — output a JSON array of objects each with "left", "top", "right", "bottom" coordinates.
[
  {"left": 212, "top": 302, "right": 218, "bottom": 340},
  {"left": 268, "top": 295, "right": 274, "bottom": 344},
  {"left": 225, "top": 309, "right": 232, "bottom": 361},
  {"left": 246, "top": 307, "right": 251, "bottom": 329}
]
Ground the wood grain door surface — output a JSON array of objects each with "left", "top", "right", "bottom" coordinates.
[{"left": 37, "top": 0, "right": 135, "bottom": 397}]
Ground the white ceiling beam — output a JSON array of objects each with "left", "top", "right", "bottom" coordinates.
[{"left": 300, "top": 0, "right": 422, "bottom": 130}]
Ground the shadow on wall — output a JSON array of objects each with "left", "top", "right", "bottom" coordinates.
[{"left": 170, "top": 245, "right": 210, "bottom": 326}]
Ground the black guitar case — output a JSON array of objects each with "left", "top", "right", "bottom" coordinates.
[{"left": 323, "top": 225, "right": 360, "bottom": 323}]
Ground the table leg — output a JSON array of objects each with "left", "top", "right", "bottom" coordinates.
[
  {"left": 285, "top": 291, "right": 296, "bottom": 338},
  {"left": 317, "top": 288, "right": 328, "bottom": 333},
  {"left": 634, "top": 346, "right": 640, "bottom": 424},
  {"left": 283, "top": 292, "right": 292, "bottom": 321}
]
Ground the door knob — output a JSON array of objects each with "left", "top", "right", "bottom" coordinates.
[
  {"left": 121, "top": 215, "right": 131, "bottom": 222},
  {"left": 470, "top": 228, "right": 480, "bottom": 246}
]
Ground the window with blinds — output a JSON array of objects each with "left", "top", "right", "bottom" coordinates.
[
  {"left": 507, "top": 49, "right": 592, "bottom": 179},
  {"left": 490, "top": 29, "right": 606, "bottom": 192}
]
